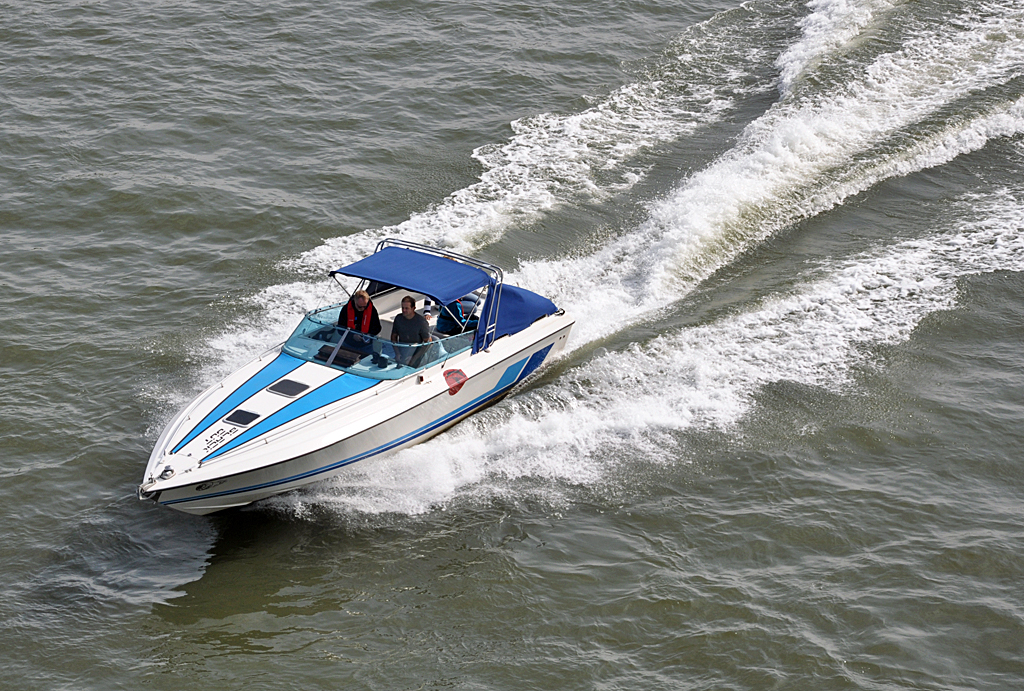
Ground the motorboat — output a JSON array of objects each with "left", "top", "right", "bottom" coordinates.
[{"left": 138, "top": 239, "right": 575, "bottom": 515}]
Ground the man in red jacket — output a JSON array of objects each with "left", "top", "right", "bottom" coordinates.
[
  {"left": 338, "top": 289, "right": 382, "bottom": 338},
  {"left": 337, "top": 289, "right": 385, "bottom": 365}
]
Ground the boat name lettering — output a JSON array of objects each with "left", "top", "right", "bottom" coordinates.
[
  {"left": 203, "top": 427, "right": 240, "bottom": 452},
  {"left": 195, "top": 479, "right": 227, "bottom": 492}
]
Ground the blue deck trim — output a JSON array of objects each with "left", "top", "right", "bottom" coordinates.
[
  {"left": 199, "top": 372, "right": 380, "bottom": 462},
  {"left": 162, "top": 354, "right": 536, "bottom": 508},
  {"left": 171, "top": 353, "right": 305, "bottom": 454}
]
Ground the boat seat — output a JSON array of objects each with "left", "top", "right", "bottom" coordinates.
[{"left": 313, "top": 344, "right": 362, "bottom": 367}]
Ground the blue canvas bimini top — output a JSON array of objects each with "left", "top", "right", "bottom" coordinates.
[
  {"left": 331, "top": 246, "right": 493, "bottom": 306},
  {"left": 331, "top": 244, "right": 558, "bottom": 352},
  {"left": 489, "top": 285, "right": 557, "bottom": 343}
]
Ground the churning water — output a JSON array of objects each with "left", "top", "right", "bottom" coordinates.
[{"left": 2, "top": 0, "right": 1023, "bottom": 688}]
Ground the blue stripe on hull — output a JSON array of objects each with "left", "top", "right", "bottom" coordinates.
[
  {"left": 171, "top": 353, "right": 305, "bottom": 454},
  {"left": 161, "top": 354, "right": 535, "bottom": 508},
  {"left": 518, "top": 345, "right": 552, "bottom": 383},
  {"left": 200, "top": 373, "right": 379, "bottom": 462}
]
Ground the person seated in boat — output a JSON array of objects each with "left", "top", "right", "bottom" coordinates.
[
  {"left": 337, "top": 289, "right": 382, "bottom": 351},
  {"left": 436, "top": 294, "right": 479, "bottom": 336},
  {"left": 391, "top": 295, "right": 432, "bottom": 367}
]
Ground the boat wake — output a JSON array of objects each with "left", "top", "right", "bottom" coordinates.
[
  {"left": 205, "top": 0, "right": 1024, "bottom": 518},
  {"left": 266, "top": 187, "right": 1024, "bottom": 519}
]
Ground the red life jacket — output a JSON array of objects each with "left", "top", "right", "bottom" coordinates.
[{"left": 344, "top": 299, "right": 374, "bottom": 333}]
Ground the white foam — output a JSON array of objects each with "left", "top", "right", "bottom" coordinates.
[
  {"left": 655, "top": 4, "right": 1024, "bottom": 285},
  {"left": 287, "top": 12, "right": 775, "bottom": 276},
  {"left": 508, "top": 97, "right": 1024, "bottom": 350},
  {"left": 574, "top": 189, "right": 1024, "bottom": 434},
  {"left": 200, "top": 1, "right": 1024, "bottom": 517},
  {"left": 509, "top": 4, "right": 1024, "bottom": 349},
  {"left": 279, "top": 188, "right": 1024, "bottom": 518},
  {"left": 194, "top": 0, "right": 1024, "bottom": 374},
  {"left": 776, "top": 0, "right": 901, "bottom": 95},
  {"left": 289, "top": 84, "right": 738, "bottom": 277}
]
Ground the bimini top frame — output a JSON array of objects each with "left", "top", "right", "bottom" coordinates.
[{"left": 329, "top": 239, "right": 505, "bottom": 352}]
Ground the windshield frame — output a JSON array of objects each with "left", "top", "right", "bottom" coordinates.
[{"left": 282, "top": 303, "right": 474, "bottom": 381}]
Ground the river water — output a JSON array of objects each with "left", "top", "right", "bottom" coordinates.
[{"left": 2, "top": 0, "right": 1023, "bottom": 688}]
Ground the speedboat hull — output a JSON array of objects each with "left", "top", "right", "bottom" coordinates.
[{"left": 141, "top": 313, "right": 573, "bottom": 515}]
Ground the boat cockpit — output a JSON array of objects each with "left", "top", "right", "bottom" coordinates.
[{"left": 282, "top": 289, "right": 479, "bottom": 381}]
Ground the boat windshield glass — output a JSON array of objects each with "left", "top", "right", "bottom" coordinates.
[{"left": 282, "top": 304, "right": 474, "bottom": 380}]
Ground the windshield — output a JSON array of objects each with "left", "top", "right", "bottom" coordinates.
[{"left": 282, "top": 304, "right": 474, "bottom": 380}]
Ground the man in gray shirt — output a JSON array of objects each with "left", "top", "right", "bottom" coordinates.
[{"left": 391, "top": 295, "right": 432, "bottom": 366}]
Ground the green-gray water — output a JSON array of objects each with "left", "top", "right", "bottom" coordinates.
[{"left": 2, "top": 0, "right": 1023, "bottom": 688}]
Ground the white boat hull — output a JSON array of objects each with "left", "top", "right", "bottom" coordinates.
[{"left": 141, "top": 313, "right": 573, "bottom": 515}]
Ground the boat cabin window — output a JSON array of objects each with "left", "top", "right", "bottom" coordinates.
[
  {"left": 267, "top": 379, "right": 310, "bottom": 397},
  {"left": 224, "top": 409, "right": 260, "bottom": 427}
]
